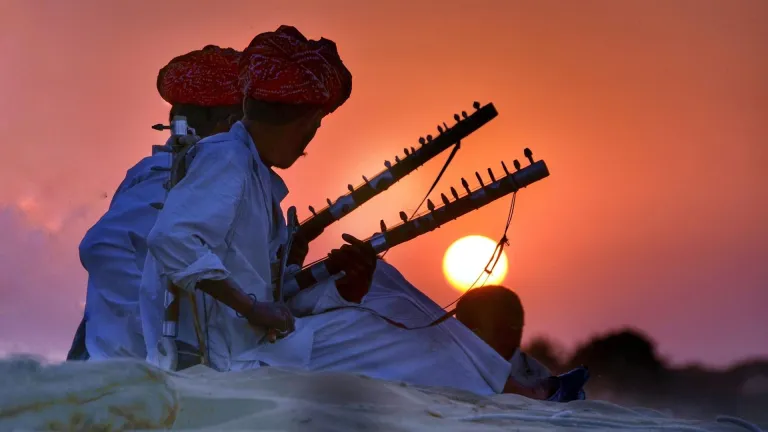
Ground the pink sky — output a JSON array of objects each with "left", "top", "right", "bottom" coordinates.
[{"left": 0, "top": 0, "right": 766, "bottom": 366}]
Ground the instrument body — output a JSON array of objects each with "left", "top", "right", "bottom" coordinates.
[
  {"left": 282, "top": 149, "right": 550, "bottom": 293},
  {"left": 297, "top": 102, "right": 498, "bottom": 242}
]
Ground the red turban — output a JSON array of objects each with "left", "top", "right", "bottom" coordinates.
[
  {"left": 239, "top": 26, "right": 352, "bottom": 113},
  {"left": 157, "top": 45, "right": 242, "bottom": 107}
]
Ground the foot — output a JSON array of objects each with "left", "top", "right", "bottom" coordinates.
[{"left": 547, "top": 366, "right": 590, "bottom": 402}]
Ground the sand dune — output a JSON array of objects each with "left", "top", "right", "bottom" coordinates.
[{"left": 0, "top": 357, "right": 763, "bottom": 431}]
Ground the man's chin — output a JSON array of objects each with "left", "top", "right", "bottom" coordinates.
[{"left": 273, "top": 158, "right": 299, "bottom": 170}]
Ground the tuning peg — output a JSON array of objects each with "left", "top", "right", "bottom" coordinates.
[
  {"left": 427, "top": 199, "right": 435, "bottom": 211},
  {"left": 404, "top": 147, "right": 410, "bottom": 156},
  {"left": 524, "top": 148, "right": 534, "bottom": 164},
  {"left": 419, "top": 137, "right": 426, "bottom": 145},
  {"left": 450, "top": 187, "right": 459, "bottom": 200},
  {"left": 501, "top": 161, "right": 510, "bottom": 175},
  {"left": 487, "top": 168, "right": 496, "bottom": 182},
  {"left": 461, "top": 111, "right": 468, "bottom": 119},
  {"left": 475, "top": 172, "right": 484, "bottom": 187},
  {"left": 326, "top": 198, "right": 333, "bottom": 206},
  {"left": 438, "top": 125, "right": 444, "bottom": 134},
  {"left": 443, "top": 122, "right": 449, "bottom": 130},
  {"left": 453, "top": 114, "right": 461, "bottom": 122},
  {"left": 473, "top": 101, "right": 481, "bottom": 110},
  {"left": 426, "top": 135, "right": 433, "bottom": 142},
  {"left": 380, "top": 220, "right": 387, "bottom": 232},
  {"left": 441, "top": 193, "right": 450, "bottom": 205},
  {"left": 461, "top": 177, "right": 470, "bottom": 193},
  {"left": 347, "top": 184, "right": 354, "bottom": 192},
  {"left": 395, "top": 156, "right": 401, "bottom": 163},
  {"left": 362, "top": 175, "right": 369, "bottom": 183},
  {"left": 410, "top": 146, "right": 416, "bottom": 154},
  {"left": 399, "top": 211, "right": 408, "bottom": 223},
  {"left": 513, "top": 160, "right": 521, "bottom": 171},
  {"left": 309, "top": 205, "right": 317, "bottom": 215},
  {"left": 384, "top": 160, "right": 392, "bottom": 168}
]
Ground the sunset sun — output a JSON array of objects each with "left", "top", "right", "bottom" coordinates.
[{"left": 442, "top": 235, "right": 509, "bottom": 292}]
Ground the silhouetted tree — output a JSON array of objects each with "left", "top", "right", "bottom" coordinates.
[{"left": 567, "top": 328, "right": 668, "bottom": 391}]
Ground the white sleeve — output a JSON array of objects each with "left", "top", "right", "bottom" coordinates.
[
  {"left": 146, "top": 143, "right": 248, "bottom": 292},
  {"left": 286, "top": 277, "right": 357, "bottom": 316}
]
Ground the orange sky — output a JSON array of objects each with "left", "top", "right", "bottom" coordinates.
[{"left": 1, "top": 0, "right": 766, "bottom": 366}]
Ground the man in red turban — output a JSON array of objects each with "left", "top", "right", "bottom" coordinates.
[
  {"left": 140, "top": 26, "right": 375, "bottom": 372},
  {"left": 68, "top": 45, "right": 248, "bottom": 362},
  {"left": 157, "top": 45, "right": 244, "bottom": 136}
]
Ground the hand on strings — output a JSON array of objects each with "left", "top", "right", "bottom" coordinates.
[
  {"left": 328, "top": 233, "right": 378, "bottom": 303},
  {"left": 245, "top": 299, "right": 295, "bottom": 337},
  {"left": 287, "top": 231, "right": 310, "bottom": 267}
]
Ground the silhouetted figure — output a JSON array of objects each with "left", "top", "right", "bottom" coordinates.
[{"left": 455, "top": 286, "right": 589, "bottom": 401}]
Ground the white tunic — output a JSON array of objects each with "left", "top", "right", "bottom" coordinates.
[
  {"left": 140, "top": 122, "right": 315, "bottom": 371},
  {"left": 79, "top": 143, "right": 173, "bottom": 360},
  {"left": 296, "top": 260, "right": 515, "bottom": 395}
]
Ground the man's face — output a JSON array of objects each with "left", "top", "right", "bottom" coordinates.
[{"left": 274, "top": 109, "right": 325, "bottom": 169}]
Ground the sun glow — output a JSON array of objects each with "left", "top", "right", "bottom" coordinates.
[{"left": 442, "top": 235, "right": 509, "bottom": 292}]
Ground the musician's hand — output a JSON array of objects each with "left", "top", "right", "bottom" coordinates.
[
  {"left": 287, "top": 231, "right": 309, "bottom": 267},
  {"left": 245, "top": 300, "right": 295, "bottom": 334},
  {"left": 328, "top": 233, "right": 378, "bottom": 303}
]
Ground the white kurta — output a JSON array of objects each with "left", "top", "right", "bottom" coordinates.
[
  {"left": 294, "top": 260, "right": 515, "bottom": 395},
  {"left": 79, "top": 143, "right": 173, "bottom": 360},
  {"left": 140, "top": 122, "right": 315, "bottom": 371}
]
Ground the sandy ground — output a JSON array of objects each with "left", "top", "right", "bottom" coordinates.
[{"left": 0, "top": 357, "right": 763, "bottom": 432}]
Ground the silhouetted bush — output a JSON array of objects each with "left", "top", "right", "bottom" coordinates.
[{"left": 567, "top": 327, "right": 668, "bottom": 391}]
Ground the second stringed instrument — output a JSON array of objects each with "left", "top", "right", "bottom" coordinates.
[{"left": 281, "top": 148, "right": 550, "bottom": 294}]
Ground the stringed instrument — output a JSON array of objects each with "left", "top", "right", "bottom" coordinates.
[
  {"left": 296, "top": 101, "right": 498, "bottom": 242},
  {"left": 282, "top": 148, "right": 549, "bottom": 294}
]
